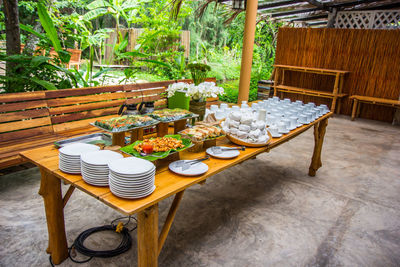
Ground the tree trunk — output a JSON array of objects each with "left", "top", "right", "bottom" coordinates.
[{"left": 4, "top": 0, "right": 21, "bottom": 75}]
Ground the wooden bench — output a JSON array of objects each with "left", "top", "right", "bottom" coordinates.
[
  {"left": 273, "top": 64, "right": 349, "bottom": 113},
  {"left": 350, "top": 95, "right": 400, "bottom": 121},
  {"left": 0, "top": 78, "right": 217, "bottom": 169}
]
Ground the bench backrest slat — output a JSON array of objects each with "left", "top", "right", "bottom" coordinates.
[{"left": 0, "top": 91, "right": 52, "bottom": 142}]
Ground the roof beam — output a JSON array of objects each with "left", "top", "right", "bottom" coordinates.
[
  {"left": 305, "top": 0, "right": 327, "bottom": 10},
  {"left": 258, "top": 0, "right": 305, "bottom": 11},
  {"left": 271, "top": 7, "right": 320, "bottom": 17},
  {"left": 291, "top": 14, "right": 328, "bottom": 21}
]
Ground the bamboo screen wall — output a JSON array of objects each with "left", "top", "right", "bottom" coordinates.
[{"left": 274, "top": 27, "right": 400, "bottom": 122}]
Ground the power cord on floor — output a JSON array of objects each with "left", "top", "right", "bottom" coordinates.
[{"left": 49, "top": 216, "right": 137, "bottom": 266}]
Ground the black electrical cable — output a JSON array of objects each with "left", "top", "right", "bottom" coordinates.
[{"left": 49, "top": 216, "right": 137, "bottom": 265}]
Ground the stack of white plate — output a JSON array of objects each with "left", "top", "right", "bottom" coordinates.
[
  {"left": 80, "top": 150, "right": 123, "bottom": 186},
  {"left": 108, "top": 157, "right": 156, "bottom": 199},
  {"left": 59, "top": 143, "right": 100, "bottom": 174}
]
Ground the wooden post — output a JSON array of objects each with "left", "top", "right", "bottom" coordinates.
[
  {"left": 273, "top": 68, "right": 280, "bottom": 96},
  {"left": 351, "top": 98, "right": 358, "bottom": 121},
  {"left": 138, "top": 204, "right": 158, "bottom": 267},
  {"left": 174, "top": 119, "right": 187, "bottom": 134},
  {"left": 157, "top": 122, "right": 169, "bottom": 137},
  {"left": 112, "top": 132, "right": 126, "bottom": 146},
  {"left": 130, "top": 128, "right": 144, "bottom": 144},
  {"left": 38, "top": 168, "right": 69, "bottom": 264},
  {"left": 237, "top": 0, "right": 259, "bottom": 103},
  {"left": 309, "top": 118, "right": 328, "bottom": 176}
]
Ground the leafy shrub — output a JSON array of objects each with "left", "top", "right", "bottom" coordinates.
[{"left": 219, "top": 79, "right": 258, "bottom": 103}]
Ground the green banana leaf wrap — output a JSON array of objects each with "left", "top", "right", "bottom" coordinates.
[{"left": 120, "top": 135, "right": 192, "bottom": 161}]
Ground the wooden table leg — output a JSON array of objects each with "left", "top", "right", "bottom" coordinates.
[
  {"left": 112, "top": 132, "right": 126, "bottom": 146},
  {"left": 130, "top": 128, "right": 144, "bottom": 144},
  {"left": 174, "top": 119, "right": 187, "bottom": 134},
  {"left": 138, "top": 204, "right": 158, "bottom": 267},
  {"left": 157, "top": 122, "right": 169, "bottom": 137},
  {"left": 38, "top": 167, "right": 69, "bottom": 264},
  {"left": 351, "top": 99, "right": 358, "bottom": 121},
  {"left": 308, "top": 118, "right": 328, "bottom": 176}
]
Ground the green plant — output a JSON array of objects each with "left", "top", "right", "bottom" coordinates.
[
  {"left": 0, "top": 53, "right": 77, "bottom": 93},
  {"left": 187, "top": 63, "right": 211, "bottom": 85}
]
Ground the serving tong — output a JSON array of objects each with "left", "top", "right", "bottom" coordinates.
[
  {"left": 210, "top": 146, "right": 246, "bottom": 154},
  {"left": 174, "top": 155, "right": 210, "bottom": 171}
]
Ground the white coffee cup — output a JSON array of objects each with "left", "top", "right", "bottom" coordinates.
[
  {"left": 268, "top": 125, "right": 279, "bottom": 137},
  {"left": 298, "top": 114, "right": 307, "bottom": 124},
  {"left": 258, "top": 109, "right": 267, "bottom": 122},
  {"left": 277, "top": 121, "right": 288, "bottom": 134},
  {"left": 289, "top": 116, "right": 298, "bottom": 130},
  {"left": 215, "top": 110, "right": 225, "bottom": 120},
  {"left": 304, "top": 112, "right": 313, "bottom": 123},
  {"left": 231, "top": 105, "right": 240, "bottom": 112},
  {"left": 210, "top": 105, "right": 219, "bottom": 112}
]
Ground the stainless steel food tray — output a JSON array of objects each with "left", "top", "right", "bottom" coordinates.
[
  {"left": 90, "top": 120, "right": 160, "bottom": 133},
  {"left": 54, "top": 133, "right": 113, "bottom": 148},
  {"left": 149, "top": 113, "right": 199, "bottom": 123}
]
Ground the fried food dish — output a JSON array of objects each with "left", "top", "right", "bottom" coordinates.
[
  {"left": 134, "top": 137, "right": 185, "bottom": 152},
  {"left": 180, "top": 125, "right": 223, "bottom": 141}
]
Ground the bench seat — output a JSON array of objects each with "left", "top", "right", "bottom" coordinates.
[{"left": 350, "top": 95, "right": 400, "bottom": 121}]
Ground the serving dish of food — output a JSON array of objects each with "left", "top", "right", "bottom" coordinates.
[
  {"left": 179, "top": 125, "right": 224, "bottom": 142},
  {"left": 148, "top": 108, "right": 198, "bottom": 122},
  {"left": 91, "top": 115, "right": 159, "bottom": 133},
  {"left": 120, "top": 135, "right": 192, "bottom": 161}
]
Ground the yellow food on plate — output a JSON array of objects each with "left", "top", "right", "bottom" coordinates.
[{"left": 134, "top": 137, "right": 185, "bottom": 152}]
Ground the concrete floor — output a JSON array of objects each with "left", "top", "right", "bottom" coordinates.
[{"left": 1, "top": 116, "right": 399, "bottom": 267}]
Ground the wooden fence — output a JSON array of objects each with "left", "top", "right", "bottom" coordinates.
[
  {"left": 274, "top": 27, "right": 400, "bottom": 122},
  {"left": 104, "top": 28, "right": 190, "bottom": 63}
]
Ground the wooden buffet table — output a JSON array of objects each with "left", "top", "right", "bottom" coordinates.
[{"left": 20, "top": 112, "right": 332, "bottom": 266}]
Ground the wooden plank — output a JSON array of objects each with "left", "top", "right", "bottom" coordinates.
[
  {"left": 48, "top": 99, "right": 125, "bottom": 115},
  {"left": 51, "top": 106, "right": 119, "bottom": 124},
  {"left": 0, "top": 117, "right": 51, "bottom": 133},
  {"left": 52, "top": 115, "right": 116, "bottom": 133},
  {"left": 45, "top": 85, "right": 125, "bottom": 99},
  {"left": 0, "top": 100, "right": 48, "bottom": 113},
  {"left": 125, "top": 88, "right": 166, "bottom": 98},
  {"left": 47, "top": 92, "right": 126, "bottom": 107},
  {"left": 0, "top": 91, "right": 45, "bottom": 103},
  {"left": 276, "top": 85, "right": 347, "bottom": 98},
  {"left": 274, "top": 64, "right": 349, "bottom": 74},
  {"left": 0, "top": 125, "right": 54, "bottom": 142},
  {"left": 0, "top": 108, "right": 49, "bottom": 123},
  {"left": 0, "top": 155, "right": 25, "bottom": 169}
]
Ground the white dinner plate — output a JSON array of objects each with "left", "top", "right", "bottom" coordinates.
[
  {"left": 169, "top": 161, "right": 208, "bottom": 176},
  {"left": 59, "top": 143, "right": 100, "bottom": 157},
  {"left": 109, "top": 169, "right": 155, "bottom": 179},
  {"left": 206, "top": 147, "right": 240, "bottom": 159},
  {"left": 109, "top": 182, "right": 154, "bottom": 193},
  {"left": 109, "top": 175, "right": 154, "bottom": 186},
  {"left": 81, "top": 150, "right": 123, "bottom": 165},
  {"left": 110, "top": 185, "right": 156, "bottom": 199},
  {"left": 109, "top": 177, "right": 154, "bottom": 188},
  {"left": 108, "top": 157, "right": 155, "bottom": 175}
]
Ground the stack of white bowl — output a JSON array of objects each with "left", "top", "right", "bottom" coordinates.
[
  {"left": 80, "top": 150, "right": 123, "bottom": 186},
  {"left": 108, "top": 157, "right": 156, "bottom": 199},
  {"left": 59, "top": 143, "right": 100, "bottom": 174}
]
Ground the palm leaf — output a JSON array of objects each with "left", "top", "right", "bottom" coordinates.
[
  {"left": 31, "top": 77, "right": 58, "bottom": 90},
  {"left": 83, "top": 8, "right": 109, "bottom": 21},
  {"left": 20, "top": 24, "right": 48, "bottom": 41},
  {"left": 37, "top": 1, "right": 62, "bottom": 52},
  {"left": 87, "top": 0, "right": 112, "bottom": 9}
]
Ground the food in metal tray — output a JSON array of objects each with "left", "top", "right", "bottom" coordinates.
[
  {"left": 149, "top": 108, "right": 194, "bottom": 122},
  {"left": 134, "top": 137, "right": 185, "bottom": 152},
  {"left": 180, "top": 125, "right": 223, "bottom": 142},
  {"left": 94, "top": 115, "right": 158, "bottom": 132}
]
